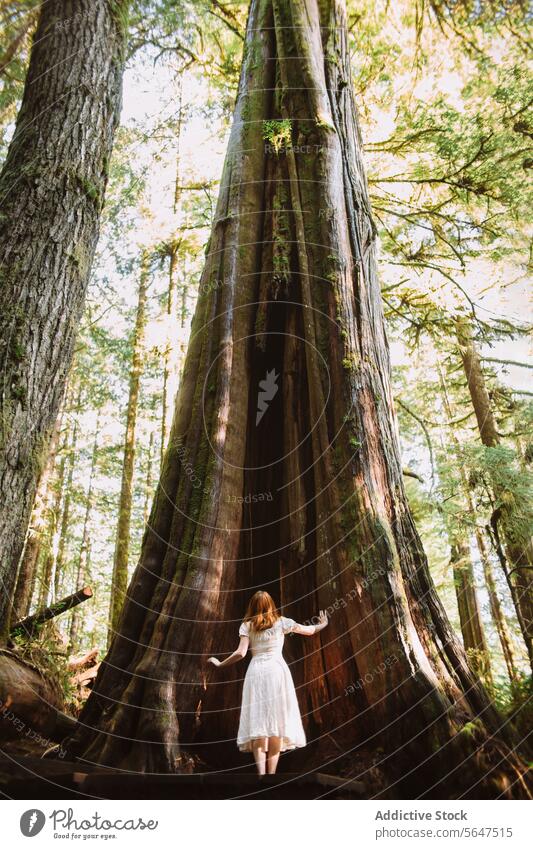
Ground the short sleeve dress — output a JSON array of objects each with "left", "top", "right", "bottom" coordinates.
[{"left": 236, "top": 616, "right": 306, "bottom": 752}]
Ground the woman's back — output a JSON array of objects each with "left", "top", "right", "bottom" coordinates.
[{"left": 239, "top": 616, "right": 295, "bottom": 659}]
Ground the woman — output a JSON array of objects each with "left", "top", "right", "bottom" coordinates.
[{"left": 207, "top": 590, "right": 328, "bottom": 775}]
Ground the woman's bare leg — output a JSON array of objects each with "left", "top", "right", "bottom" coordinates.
[
  {"left": 266, "top": 736, "right": 281, "bottom": 774},
  {"left": 252, "top": 738, "right": 267, "bottom": 775}
]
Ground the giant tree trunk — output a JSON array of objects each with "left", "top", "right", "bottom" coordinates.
[
  {"left": 456, "top": 318, "right": 533, "bottom": 670},
  {"left": 0, "top": 0, "right": 128, "bottom": 636},
  {"left": 66, "top": 0, "right": 531, "bottom": 797},
  {"left": 108, "top": 256, "right": 149, "bottom": 639}
]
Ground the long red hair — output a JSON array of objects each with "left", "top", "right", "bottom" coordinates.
[{"left": 244, "top": 590, "right": 280, "bottom": 631}]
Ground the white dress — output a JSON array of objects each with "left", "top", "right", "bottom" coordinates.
[{"left": 237, "top": 616, "right": 306, "bottom": 752}]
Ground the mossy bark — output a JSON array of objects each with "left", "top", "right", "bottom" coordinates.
[
  {"left": 0, "top": 0, "right": 128, "bottom": 636},
  {"left": 65, "top": 0, "right": 531, "bottom": 798}
]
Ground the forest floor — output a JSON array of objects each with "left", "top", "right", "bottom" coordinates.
[{"left": 0, "top": 745, "right": 366, "bottom": 799}]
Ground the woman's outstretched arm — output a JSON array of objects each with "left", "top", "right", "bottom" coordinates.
[
  {"left": 292, "top": 610, "right": 328, "bottom": 636},
  {"left": 207, "top": 635, "right": 249, "bottom": 668}
]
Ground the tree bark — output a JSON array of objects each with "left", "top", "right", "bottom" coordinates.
[
  {"left": 12, "top": 417, "right": 61, "bottom": 622},
  {"left": 108, "top": 256, "right": 149, "bottom": 639},
  {"left": 0, "top": 0, "right": 128, "bottom": 637},
  {"left": 65, "top": 0, "right": 531, "bottom": 797},
  {"left": 456, "top": 317, "right": 533, "bottom": 670}
]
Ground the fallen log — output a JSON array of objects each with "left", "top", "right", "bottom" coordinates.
[
  {"left": 0, "top": 649, "right": 75, "bottom": 744},
  {"left": 68, "top": 648, "right": 99, "bottom": 672},
  {"left": 10, "top": 587, "right": 93, "bottom": 639},
  {"left": 72, "top": 665, "right": 99, "bottom": 688}
]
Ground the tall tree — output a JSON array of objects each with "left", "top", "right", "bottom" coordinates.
[
  {"left": 54, "top": 414, "right": 79, "bottom": 601},
  {"left": 161, "top": 81, "right": 184, "bottom": 464},
  {"left": 450, "top": 540, "right": 493, "bottom": 688},
  {"left": 69, "top": 412, "right": 101, "bottom": 653},
  {"left": 66, "top": 0, "right": 530, "bottom": 796},
  {"left": 109, "top": 254, "right": 150, "bottom": 638},
  {"left": 474, "top": 511, "right": 519, "bottom": 684},
  {"left": 0, "top": 0, "right": 129, "bottom": 636},
  {"left": 437, "top": 363, "right": 493, "bottom": 686},
  {"left": 456, "top": 317, "right": 533, "bottom": 669}
]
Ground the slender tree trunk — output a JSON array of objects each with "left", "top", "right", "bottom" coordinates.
[
  {"left": 69, "top": 414, "right": 100, "bottom": 652},
  {"left": 161, "top": 82, "right": 184, "bottom": 464},
  {"left": 109, "top": 257, "right": 149, "bottom": 639},
  {"left": 437, "top": 364, "right": 493, "bottom": 686},
  {"left": 450, "top": 540, "right": 493, "bottom": 688},
  {"left": 54, "top": 416, "right": 79, "bottom": 601},
  {"left": 143, "top": 430, "right": 155, "bottom": 526},
  {"left": 38, "top": 447, "right": 68, "bottom": 609},
  {"left": 66, "top": 0, "right": 531, "bottom": 797},
  {"left": 456, "top": 317, "right": 533, "bottom": 670},
  {"left": 161, "top": 247, "right": 179, "bottom": 465},
  {"left": 12, "top": 417, "right": 61, "bottom": 621},
  {"left": 474, "top": 519, "right": 519, "bottom": 683},
  {"left": 0, "top": 0, "right": 129, "bottom": 637}
]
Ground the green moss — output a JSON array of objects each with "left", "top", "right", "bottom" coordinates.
[
  {"left": 272, "top": 181, "right": 291, "bottom": 284},
  {"left": 315, "top": 114, "right": 336, "bottom": 132},
  {"left": 11, "top": 384, "right": 26, "bottom": 403},
  {"left": 76, "top": 174, "right": 101, "bottom": 207},
  {"left": 244, "top": 36, "right": 262, "bottom": 72},
  {"left": 458, "top": 719, "right": 485, "bottom": 739},
  {"left": 108, "top": 0, "right": 130, "bottom": 44}
]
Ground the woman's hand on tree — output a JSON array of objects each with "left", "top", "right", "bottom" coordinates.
[
  {"left": 207, "top": 656, "right": 221, "bottom": 667},
  {"left": 316, "top": 610, "right": 328, "bottom": 631}
]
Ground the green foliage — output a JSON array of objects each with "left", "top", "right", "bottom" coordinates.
[
  {"left": 12, "top": 627, "right": 76, "bottom": 710},
  {"left": 262, "top": 119, "right": 292, "bottom": 153},
  {"left": 493, "top": 673, "right": 533, "bottom": 755}
]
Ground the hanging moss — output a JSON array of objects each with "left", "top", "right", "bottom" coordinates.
[{"left": 272, "top": 180, "right": 291, "bottom": 285}]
